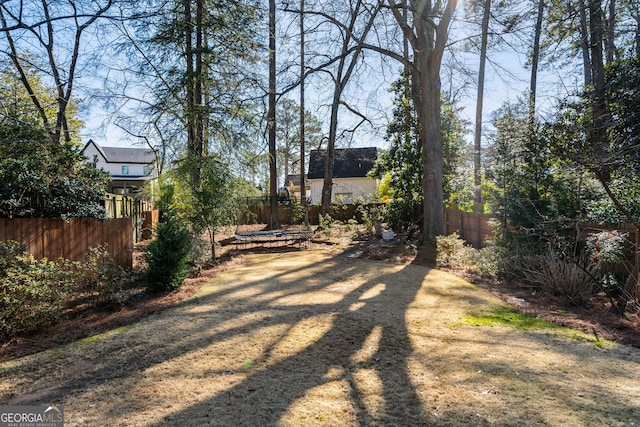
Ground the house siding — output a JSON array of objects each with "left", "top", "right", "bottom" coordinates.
[
  {"left": 82, "top": 140, "right": 158, "bottom": 194},
  {"left": 309, "top": 177, "right": 377, "bottom": 204},
  {"left": 306, "top": 147, "right": 379, "bottom": 204},
  {"left": 84, "top": 143, "right": 151, "bottom": 177}
]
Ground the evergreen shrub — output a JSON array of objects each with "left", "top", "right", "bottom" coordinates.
[{"left": 145, "top": 215, "right": 193, "bottom": 292}]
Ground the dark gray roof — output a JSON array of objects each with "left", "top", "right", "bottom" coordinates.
[
  {"left": 83, "top": 140, "right": 155, "bottom": 164},
  {"left": 101, "top": 146, "right": 155, "bottom": 164},
  {"left": 307, "top": 147, "right": 378, "bottom": 179}
]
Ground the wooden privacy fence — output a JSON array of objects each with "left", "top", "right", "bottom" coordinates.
[
  {"left": 444, "top": 206, "right": 640, "bottom": 254},
  {"left": 244, "top": 203, "right": 378, "bottom": 226},
  {"left": 104, "top": 194, "right": 157, "bottom": 243},
  {"left": 245, "top": 203, "right": 497, "bottom": 247},
  {"left": 0, "top": 217, "right": 133, "bottom": 268},
  {"left": 104, "top": 194, "right": 153, "bottom": 219},
  {"left": 445, "top": 206, "right": 495, "bottom": 248}
]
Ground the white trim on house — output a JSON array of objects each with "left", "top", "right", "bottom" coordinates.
[{"left": 82, "top": 139, "right": 158, "bottom": 195}]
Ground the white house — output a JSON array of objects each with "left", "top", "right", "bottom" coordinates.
[
  {"left": 82, "top": 139, "right": 157, "bottom": 195},
  {"left": 307, "top": 147, "right": 378, "bottom": 204}
]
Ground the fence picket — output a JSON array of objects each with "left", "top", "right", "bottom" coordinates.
[{"left": 0, "top": 218, "right": 133, "bottom": 268}]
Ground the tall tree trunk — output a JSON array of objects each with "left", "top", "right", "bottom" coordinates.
[
  {"left": 397, "top": 0, "right": 457, "bottom": 241},
  {"left": 185, "top": 0, "right": 195, "bottom": 155},
  {"left": 588, "top": 0, "right": 607, "bottom": 157},
  {"left": 194, "top": 0, "right": 204, "bottom": 156},
  {"left": 320, "top": 1, "right": 361, "bottom": 216},
  {"left": 605, "top": 0, "right": 615, "bottom": 63},
  {"left": 321, "top": 84, "right": 340, "bottom": 215},
  {"left": 473, "top": 0, "right": 491, "bottom": 213},
  {"left": 527, "top": 0, "right": 544, "bottom": 193},
  {"left": 184, "top": 0, "right": 199, "bottom": 187},
  {"left": 578, "top": 0, "right": 592, "bottom": 86},
  {"left": 268, "top": 0, "right": 279, "bottom": 229},
  {"left": 320, "top": 0, "right": 379, "bottom": 215},
  {"left": 402, "top": 0, "right": 413, "bottom": 193},
  {"left": 299, "top": 0, "right": 309, "bottom": 227},
  {"left": 415, "top": 66, "right": 446, "bottom": 239},
  {"left": 203, "top": 30, "right": 210, "bottom": 155},
  {"left": 529, "top": 0, "right": 544, "bottom": 128}
]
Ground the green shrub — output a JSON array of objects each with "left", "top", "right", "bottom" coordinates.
[
  {"left": 0, "top": 241, "right": 26, "bottom": 273},
  {"left": 436, "top": 233, "right": 500, "bottom": 275},
  {"left": 145, "top": 215, "right": 193, "bottom": 292},
  {"left": 468, "top": 245, "right": 502, "bottom": 275},
  {"left": 318, "top": 213, "right": 335, "bottom": 235},
  {"left": 289, "top": 199, "right": 307, "bottom": 225},
  {"left": 436, "top": 233, "right": 473, "bottom": 267},
  {"left": 356, "top": 203, "right": 388, "bottom": 237},
  {"left": 0, "top": 241, "right": 76, "bottom": 340},
  {"left": 76, "top": 244, "right": 135, "bottom": 307}
]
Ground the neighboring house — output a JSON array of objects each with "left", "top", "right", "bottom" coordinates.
[
  {"left": 286, "top": 173, "right": 309, "bottom": 200},
  {"left": 82, "top": 139, "right": 157, "bottom": 195},
  {"left": 307, "top": 147, "right": 378, "bottom": 204}
]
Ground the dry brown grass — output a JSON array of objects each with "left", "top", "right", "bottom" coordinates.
[{"left": 1, "top": 250, "right": 640, "bottom": 426}]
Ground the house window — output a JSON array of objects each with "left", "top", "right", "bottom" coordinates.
[
  {"left": 143, "top": 165, "right": 152, "bottom": 176},
  {"left": 122, "top": 165, "right": 129, "bottom": 175}
]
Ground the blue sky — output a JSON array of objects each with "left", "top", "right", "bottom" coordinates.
[{"left": 79, "top": 2, "right": 582, "bottom": 153}]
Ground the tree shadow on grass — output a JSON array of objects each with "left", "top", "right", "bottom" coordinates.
[
  {"left": 2, "top": 250, "right": 438, "bottom": 425},
  {"left": 6, "top": 247, "right": 637, "bottom": 425},
  {"left": 147, "top": 252, "right": 435, "bottom": 426}
]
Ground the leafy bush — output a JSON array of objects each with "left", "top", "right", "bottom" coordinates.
[
  {"left": 436, "top": 233, "right": 473, "bottom": 267},
  {"left": 289, "top": 199, "right": 308, "bottom": 225},
  {"left": 76, "top": 244, "right": 135, "bottom": 307},
  {"left": 145, "top": 215, "right": 193, "bottom": 292},
  {"left": 318, "top": 213, "right": 335, "bottom": 234},
  {"left": 436, "top": 233, "right": 501, "bottom": 275},
  {"left": 0, "top": 241, "right": 76, "bottom": 340},
  {"left": 468, "top": 245, "right": 502, "bottom": 275},
  {"left": 330, "top": 202, "right": 353, "bottom": 222},
  {"left": 357, "top": 203, "right": 388, "bottom": 236},
  {"left": 0, "top": 123, "right": 109, "bottom": 219}
]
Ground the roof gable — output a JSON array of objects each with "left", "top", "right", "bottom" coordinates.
[
  {"left": 82, "top": 139, "right": 108, "bottom": 163},
  {"left": 307, "top": 147, "right": 378, "bottom": 179},
  {"left": 82, "top": 140, "right": 155, "bottom": 164}
]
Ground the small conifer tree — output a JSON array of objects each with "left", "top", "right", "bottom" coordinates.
[{"left": 145, "top": 214, "right": 192, "bottom": 292}]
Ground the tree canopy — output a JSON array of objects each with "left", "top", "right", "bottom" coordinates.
[{"left": 0, "top": 121, "right": 109, "bottom": 219}]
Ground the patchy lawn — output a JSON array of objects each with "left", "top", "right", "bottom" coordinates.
[{"left": 1, "top": 249, "right": 639, "bottom": 426}]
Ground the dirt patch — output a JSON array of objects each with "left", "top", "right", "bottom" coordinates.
[{"left": 1, "top": 250, "right": 639, "bottom": 426}]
